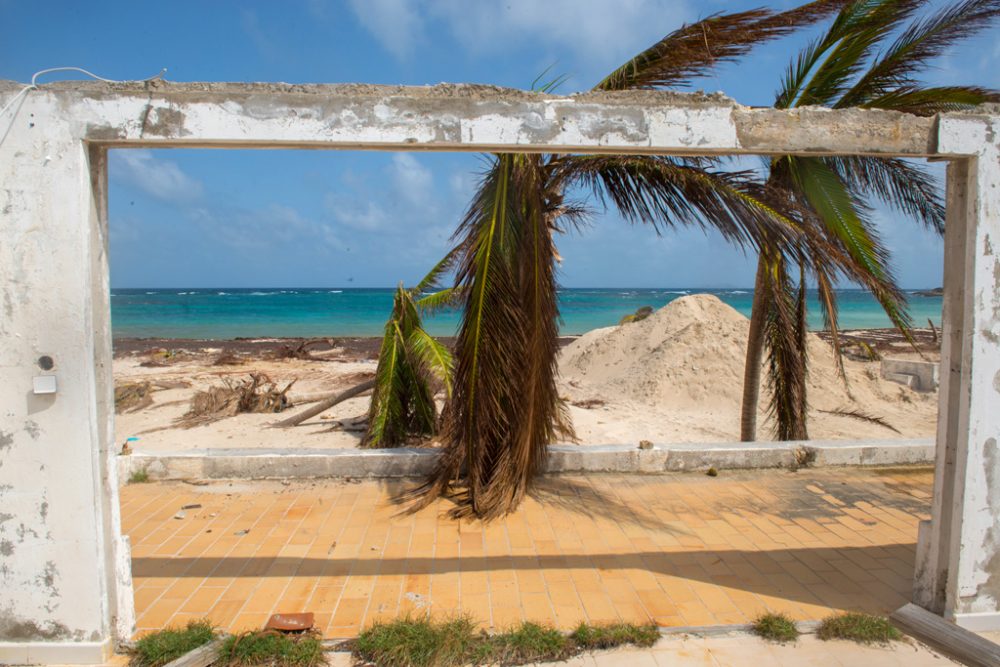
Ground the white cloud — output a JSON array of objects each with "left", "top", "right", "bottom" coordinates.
[
  {"left": 434, "top": 0, "right": 690, "bottom": 63},
  {"left": 390, "top": 153, "right": 433, "bottom": 207},
  {"left": 349, "top": 0, "right": 691, "bottom": 66},
  {"left": 190, "top": 203, "right": 348, "bottom": 254},
  {"left": 347, "top": 0, "right": 424, "bottom": 60},
  {"left": 110, "top": 150, "right": 203, "bottom": 204},
  {"left": 325, "top": 196, "right": 390, "bottom": 231},
  {"left": 241, "top": 9, "right": 278, "bottom": 60}
]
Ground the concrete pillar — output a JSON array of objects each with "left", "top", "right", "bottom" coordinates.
[
  {"left": 916, "top": 115, "right": 1000, "bottom": 630},
  {"left": 0, "top": 94, "right": 134, "bottom": 663}
]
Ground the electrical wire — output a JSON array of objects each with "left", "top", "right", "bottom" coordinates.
[{"left": 0, "top": 66, "right": 167, "bottom": 141}]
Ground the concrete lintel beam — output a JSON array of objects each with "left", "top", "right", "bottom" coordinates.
[{"left": 0, "top": 80, "right": 964, "bottom": 157}]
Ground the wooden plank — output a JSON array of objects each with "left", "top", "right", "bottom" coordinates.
[
  {"left": 161, "top": 638, "right": 225, "bottom": 667},
  {"left": 891, "top": 603, "right": 1000, "bottom": 667}
]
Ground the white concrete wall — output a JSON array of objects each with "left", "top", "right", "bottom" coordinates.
[{"left": 0, "top": 97, "right": 128, "bottom": 662}]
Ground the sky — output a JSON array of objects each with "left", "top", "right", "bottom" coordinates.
[{"left": 2, "top": 0, "right": 997, "bottom": 289}]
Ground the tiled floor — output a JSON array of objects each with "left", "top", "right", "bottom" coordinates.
[{"left": 121, "top": 466, "right": 932, "bottom": 639}]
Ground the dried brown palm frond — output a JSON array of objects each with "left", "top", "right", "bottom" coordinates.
[
  {"left": 820, "top": 407, "right": 901, "bottom": 433},
  {"left": 596, "top": 0, "right": 851, "bottom": 91},
  {"left": 762, "top": 254, "right": 810, "bottom": 441},
  {"left": 115, "top": 381, "right": 154, "bottom": 413},
  {"left": 177, "top": 373, "right": 295, "bottom": 428}
]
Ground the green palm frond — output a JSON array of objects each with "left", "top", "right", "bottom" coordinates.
[
  {"left": 777, "top": 0, "right": 921, "bottom": 108},
  {"left": 840, "top": 0, "right": 1000, "bottom": 107},
  {"left": 407, "top": 327, "right": 454, "bottom": 398},
  {"left": 596, "top": 0, "right": 849, "bottom": 91},
  {"left": 826, "top": 156, "right": 944, "bottom": 233},
  {"left": 362, "top": 285, "right": 445, "bottom": 449},
  {"left": 414, "top": 246, "right": 461, "bottom": 294},
  {"left": 785, "top": 156, "right": 913, "bottom": 335},
  {"left": 414, "top": 286, "right": 462, "bottom": 314},
  {"left": 864, "top": 84, "right": 999, "bottom": 114}
]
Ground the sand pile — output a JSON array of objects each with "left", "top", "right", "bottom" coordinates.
[{"left": 559, "top": 294, "right": 936, "bottom": 440}]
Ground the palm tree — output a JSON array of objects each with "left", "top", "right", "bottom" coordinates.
[
  {"left": 739, "top": 0, "right": 1000, "bottom": 442},
  {"left": 404, "top": 1, "right": 859, "bottom": 519}
]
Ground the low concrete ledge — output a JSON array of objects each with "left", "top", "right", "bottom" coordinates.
[{"left": 119, "top": 438, "right": 934, "bottom": 482}]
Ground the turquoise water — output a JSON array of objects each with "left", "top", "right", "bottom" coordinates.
[{"left": 110, "top": 288, "right": 943, "bottom": 339}]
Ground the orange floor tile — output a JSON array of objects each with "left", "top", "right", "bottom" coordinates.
[{"left": 120, "top": 466, "right": 931, "bottom": 638}]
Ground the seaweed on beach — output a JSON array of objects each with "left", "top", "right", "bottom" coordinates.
[{"left": 177, "top": 373, "right": 295, "bottom": 428}]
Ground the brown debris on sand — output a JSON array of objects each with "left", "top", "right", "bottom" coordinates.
[
  {"left": 177, "top": 373, "right": 295, "bottom": 428},
  {"left": 115, "top": 381, "right": 154, "bottom": 413}
]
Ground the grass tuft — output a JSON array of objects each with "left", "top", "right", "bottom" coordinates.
[
  {"left": 477, "top": 622, "right": 572, "bottom": 664},
  {"left": 129, "top": 619, "right": 216, "bottom": 667},
  {"left": 751, "top": 613, "right": 799, "bottom": 643},
  {"left": 128, "top": 468, "right": 150, "bottom": 484},
  {"left": 219, "top": 630, "right": 325, "bottom": 667},
  {"left": 354, "top": 617, "right": 660, "bottom": 667},
  {"left": 570, "top": 622, "right": 659, "bottom": 650},
  {"left": 816, "top": 613, "right": 901, "bottom": 644},
  {"left": 354, "top": 617, "right": 477, "bottom": 667}
]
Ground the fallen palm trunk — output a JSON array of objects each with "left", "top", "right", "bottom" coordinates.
[{"left": 274, "top": 378, "right": 375, "bottom": 428}]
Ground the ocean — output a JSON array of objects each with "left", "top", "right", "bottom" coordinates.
[{"left": 109, "top": 288, "right": 944, "bottom": 339}]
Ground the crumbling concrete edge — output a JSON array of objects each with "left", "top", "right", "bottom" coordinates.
[{"left": 118, "top": 439, "right": 934, "bottom": 482}]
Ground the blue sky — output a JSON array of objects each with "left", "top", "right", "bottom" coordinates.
[{"left": 3, "top": 0, "right": 997, "bottom": 288}]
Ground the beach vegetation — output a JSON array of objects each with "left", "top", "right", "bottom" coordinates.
[
  {"left": 410, "top": 0, "right": 852, "bottom": 519},
  {"left": 739, "top": 0, "right": 1000, "bottom": 443},
  {"left": 352, "top": 616, "right": 658, "bottom": 667},
  {"left": 129, "top": 619, "right": 216, "bottom": 667},
  {"left": 127, "top": 468, "right": 150, "bottom": 484},
  {"left": 816, "top": 612, "right": 901, "bottom": 644},
  {"left": 751, "top": 612, "right": 800, "bottom": 642},
  {"left": 218, "top": 629, "right": 325, "bottom": 667}
]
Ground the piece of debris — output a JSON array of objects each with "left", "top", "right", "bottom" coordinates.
[
  {"left": 619, "top": 305, "right": 654, "bottom": 325},
  {"left": 120, "top": 436, "right": 139, "bottom": 455},
  {"left": 572, "top": 398, "right": 606, "bottom": 409},
  {"left": 181, "top": 503, "right": 202, "bottom": 510},
  {"left": 265, "top": 613, "right": 315, "bottom": 632},
  {"left": 177, "top": 373, "right": 296, "bottom": 428},
  {"left": 234, "top": 529, "right": 250, "bottom": 536},
  {"left": 706, "top": 467, "right": 719, "bottom": 477},
  {"left": 404, "top": 592, "right": 428, "bottom": 608},
  {"left": 174, "top": 511, "right": 186, "bottom": 520},
  {"left": 212, "top": 352, "right": 245, "bottom": 366},
  {"left": 115, "top": 382, "right": 154, "bottom": 413},
  {"left": 638, "top": 440, "right": 653, "bottom": 450},
  {"left": 819, "top": 407, "right": 901, "bottom": 434}
]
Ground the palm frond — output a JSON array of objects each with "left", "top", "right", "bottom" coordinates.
[
  {"left": 407, "top": 327, "right": 454, "bottom": 398},
  {"left": 786, "top": 156, "right": 913, "bottom": 334},
  {"left": 820, "top": 407, "right": 901, "bottom": 433},
  {"left": 556, "top": 155, "right": 805, "bottom": 252},
  {"left": 762, "top": 254, "right": 810, "bottom": 441},
  {"left": 595, "top": 0, "right": 849, "bottom": 91},
  {"left": 777, "top": 0, "right": 922, "bottom": 108},
  {"left": 864, "top": 84, "right": 999, "bottom": 114},
  {"left": 840, "top": 0, "right": 1000, "bottom": 107},
  {"left": 826, "top": 156, "right": 944, "bottom": 233},
  {"left": 413, "top": 246, "right": 461, "bottom": 294},
  {"left": 362, "top": 286, "right": 442, "bottom": 448},
  {"left": 415, "top": 286, "right": 463, "bottom": 315}
]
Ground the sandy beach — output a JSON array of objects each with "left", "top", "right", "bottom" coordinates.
[{"left": 112, "top": 295, "right": 940, "bottom": 453}]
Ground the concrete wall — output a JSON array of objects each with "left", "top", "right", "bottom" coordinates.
[{"left": 0, "top": 81, "right": 997, "bottom": 660}]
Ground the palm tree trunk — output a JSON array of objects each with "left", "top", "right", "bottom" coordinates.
[{"left": 740, "top": 259, "right": 769, "bottom": 441}]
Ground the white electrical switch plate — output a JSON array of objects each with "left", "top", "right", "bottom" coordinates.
[{"left": 33, "top": 375, "right": 57, "bottom": 394}]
